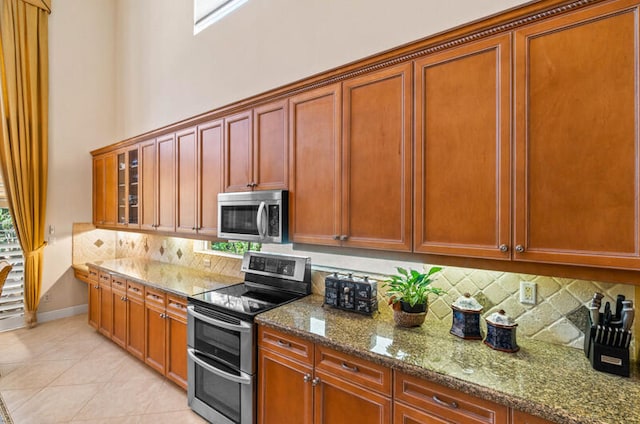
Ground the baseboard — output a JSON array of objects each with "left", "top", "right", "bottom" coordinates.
[{"left": 38, "top": 304, "right": 88, "bottom": 323}]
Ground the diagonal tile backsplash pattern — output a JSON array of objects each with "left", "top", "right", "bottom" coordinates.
[{"left": 72, "top": 224, "right": 636, "bottom": 358}]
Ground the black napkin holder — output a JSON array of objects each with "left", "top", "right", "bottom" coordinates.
[{"left": 584, "top": 315, "right": 630, "bottom": 377}]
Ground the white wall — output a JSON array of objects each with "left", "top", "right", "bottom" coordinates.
[
  {"left": 42, "top": 0, "right": 118, "bottom": 312},
  {"left": 115, "top": 0, "right": 529, "bottom": 139}
]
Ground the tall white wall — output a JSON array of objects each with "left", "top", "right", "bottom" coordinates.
[
  {"left": 41, "top": 0, "right": 118, "bottom": 313},
  {"left": 115, "top": 0, "right": 529, "bottom": 139}
]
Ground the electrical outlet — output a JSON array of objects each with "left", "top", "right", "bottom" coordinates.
[
  {"left": 43, "top": 293, "right": 51, "bottom": 303},
  {"left": 204, "top": 258, "right": 211, "bottom": 268},
  {"left": 520, "top": 281, "right": 536, "bottom": 305}
]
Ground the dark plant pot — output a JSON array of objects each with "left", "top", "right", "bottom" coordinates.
[{"left": 400, "top": 301, "right": 427, "bottom": 313}]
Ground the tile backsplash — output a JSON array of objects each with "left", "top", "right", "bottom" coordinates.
[{"left": 72, "top": 224, "right": 636, "bottom": 358}]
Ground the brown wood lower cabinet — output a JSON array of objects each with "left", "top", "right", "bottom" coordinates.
[
  {"left": 510, "top": 410, "right": 554, "bottom": 424},
  {"left": 86, "top": 267, "right": 187, "bottom": 390},
  {"left": 258, "top": 326, "right": 392, "bottom": 424},
  {"left": 144, "top": 287, "right": 188, "bottom": 389},
  {"left": 394, "top": 371, "right": 508, "bottom": 424}
]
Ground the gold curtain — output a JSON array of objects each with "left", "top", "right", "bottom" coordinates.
[{"left": 0, "top": 0, "right": 50, "bottom": 327}]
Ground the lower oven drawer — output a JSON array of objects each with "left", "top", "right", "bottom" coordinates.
[{"left": 188, "top": 349, "right": 254, "bottom": 424}]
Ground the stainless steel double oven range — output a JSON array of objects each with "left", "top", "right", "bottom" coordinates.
[{"left": 187, "top": 251, "right": 311, "bottom": 424}]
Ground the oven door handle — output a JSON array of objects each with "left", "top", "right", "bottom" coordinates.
[
  {"left": 188, "top": 348, "right": 252, "bottom": 385},
  {"left": 256, "top": 201, "right": 267, "bottom": 239},
  {"left": 187, "top": 305, "right": 252, "bottom": 333}
]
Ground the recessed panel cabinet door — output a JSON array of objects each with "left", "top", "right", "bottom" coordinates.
[
  {"left": 342, "top": 63, "right": 412, "bottom": 251},
  {"left": 156, "top": 134, "right": 176, "bottom": 232},
  {"left": 197, "top": 119, "right": 224, "bottom": 236},
  {"left": 254, "top": 99, "right": 288, "bottom": 191},
  {"left": 414, "top": 34, "right": 511, "bottom": 259},
  {"left": 289, "top": 83, "right": 342, "bottom": 245},
  {"left": 176, "top": 127, "right": 198, "bottom": 234},
  {"left": 224, "top": 110, "right": 252, "bottom": 192},
  {"left": 514, "top": 0, "right": 640, "bottom": 269}
]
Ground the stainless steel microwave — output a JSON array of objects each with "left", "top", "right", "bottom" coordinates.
[{"left": 217, "top": 190, "right": 289, "bottom": 243}]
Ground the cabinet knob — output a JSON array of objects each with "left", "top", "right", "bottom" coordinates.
[
  {"left": 246, "top": 183, "right": 252, "bottom": 188},
  {"left": 515, "top": 245, "right": 525, "bottom": 253},
  {"left": 303, "top": 374, "right": 311, "bottom": 383},
  {"left": 339, "top": 235, "right": 348, "bottom": 241},
  {"left": 332, "top": 235, "right": 340, "bottom": 240},
  {"left": 499, "top": 244, "right": 509, "bottom": 252},
  {"left": 311, "top": 377, "right": 320, "bottom": 387}
]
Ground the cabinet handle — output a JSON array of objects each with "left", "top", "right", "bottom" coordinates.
[
  {"left": 276, "top": 339, "right": 291, "bottom": 348},
  {"left": 515, "top": 245, "right": 525, "bottom": 253},
  {"left": 192, "top": 227, "right": 196, "bottom": 230},
  {"left": 246, "top": 183, "right": 252, "bottom": 188},
  {"left": 311, "top": 377, "right": 320, "bottom": 387},
  {"left": 499, "top": 244, "right": 508, "bottom": 252},
  {"left": 332, "top": 235, "right": 340, "bottom": 240},
  {"left": 432, "top": 395, "right": 458, "bottom": 409},
  {"left": 94, "top": 285, "right": 99, "bottom": 289},
  {"left": 339, "top": 235, "right": 348, "bottom": 241},
  {"left": 303, "top": 374, "right": 311, "bottom": 383},
  {"left": 341, "top": 362, "right": 359, "bottom": 373}
]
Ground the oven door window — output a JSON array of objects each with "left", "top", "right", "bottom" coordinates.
[
  {"left": 194, "top": 318, "right": 241, "bottom": 369},
  {"left": 193, "top": 352, "right": 245, "bottom": 424},
  {"left": 220, "top": 205, "right": 259, "bottom": 235}
]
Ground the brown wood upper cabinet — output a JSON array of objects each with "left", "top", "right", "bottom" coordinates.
[
  {"left": 140, "top": 134, "right": 176, "bottom": 232},
  {"left": 115, "top": 146, "right": 140, "bottom": 229},
  {"left": 176, "top": 125, "right": 223, "bottom": 236},
  {"left": 414, "top": 34, "right": 511, "bottom": 260},
  {"left": 290, "top": 63, "right": 412, "bottom": 251},
  {"left": 93, "top": 152, "right": 118, "bottom": 227},
  {"left": 224, "top": 99, "right": 288, "bottom": 192},
  {"left": 513, "top": 0, "right": 640, "bottom": 270}
]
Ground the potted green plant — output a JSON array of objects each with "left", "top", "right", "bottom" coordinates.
[{"left": 384, "top": 266, "right": 445, "bottom": 327}]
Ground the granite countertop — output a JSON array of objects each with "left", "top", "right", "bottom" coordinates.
[
  {"left": 84, "top": 258, "right": 243, "bottom": 297},
  {"left": 256, "top": 294, "right": 640, "bottom": 424}
]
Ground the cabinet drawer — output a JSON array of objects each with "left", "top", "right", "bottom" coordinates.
[
  {"left": 511, "top": 410, "right": 554, "bottom": 424},
  {"left": 315, "top": 345, "right": 391, "bottom": 396},
  {"left": 394, "top": 371, "right": 508, "bottom": 424},
  {"left": 166, "top": 294, "right": 187, "bottom": 321},
  {"left": 145, "top": 287, "right": 167, "bottom": 307},
  {"left": 88, "top": 267, "right": 99, "bottom": 282},
  {"left": 74, "top": 268, "right": 90, "bottom": 283},
  {"left": 127, "top": 280, "right": 144, "bottom": 300},
  {"left": 99, "top": 271, "right": 111, "bottom": 285},
  {"left": 258, "top": 326, "right": 314, "bottom": 366},
  {"left": 111, "top": 275, "right": 127, "bottom": 291}
]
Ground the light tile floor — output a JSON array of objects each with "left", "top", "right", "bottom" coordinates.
[{"left": 0, "top": 314, "right": 208, "bottom": 423}]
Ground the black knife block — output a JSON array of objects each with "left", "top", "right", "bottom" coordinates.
[{"left": 584, "top": 316, "right": 630, "bottom": 377}]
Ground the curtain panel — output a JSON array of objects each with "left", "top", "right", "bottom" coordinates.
[{"left": 0, "top": 0, "right": 50, "bottom": 327}]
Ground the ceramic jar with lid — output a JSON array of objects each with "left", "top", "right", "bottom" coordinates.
[
  {"left": 450, "top": 293, "right": 483, "bottom": 340},
  {"left": 484, "top": 309, "right": 519, "bottom": 353}
]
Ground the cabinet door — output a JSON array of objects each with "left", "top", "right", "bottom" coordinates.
[
  {"left": 176, "top": 127, "right": 198, "bottom": 234},
  {"left": 98, "top": 280, "right": 112, "bottom": 338},
  {"left": 165, "top": 295, "right": 187, "bottom": 389},
  {"left": 314, "top": 369, "right": 392, "bottom": 424},
  {"left": 93, "top": 155, "right": 106, "bottom": 225},
  {"left": 258, "top": 348, "right": 313, "bottom": 424},
  {"left": 342, "top": 63, "right": 412, "bottom": 251},
  {"left": 111, "top": 285, "right": 127, "bottom": 349},
  {"left": 93, "top": 153, "right": 118, "bottom": 227},
  {"left": 514, "top": 0, "right": 640, "bottom": 269},
  {"left": 140, "top": 139, "right": 157, "bottom": 231},
  {"left": 289, "top": 83, "right": 342, "bottom": 245},
  {"left": 197, "top": 119, "right": 224, "bottom": 236},
  {"left": 157, "top": 134, "right": 176, "bottom": 232},
  {"left": 253, "top": 99, "right": 288, "bottom": 191},
  {"left": 127, "top": 146, "right": 140, "bottom": 227},
  {"left": 144, "top": 291, "right": 167, "bottom": 374},
  {"left": 224, "top": 110, "right": 253, "bottom": 192},
  {"left": 394, "top": 402, "right": 448, "bottom": 424},
  {"left": 126, "top": 285, "right": 145, "bottom": 362},
  {"left": 116, "top": 151, "right": 128, "bottom": 227},
  {"left": 414, "top": 34, "right": 511, "bottom": 259}
]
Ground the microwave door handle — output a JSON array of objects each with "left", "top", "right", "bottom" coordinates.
[
  {"left": 256, "top": 201, "right": 267, "bottom": 239},
  {"left": 188, "top": 349, "right": 252, "bottom": 385},
  {"left": 187, "top": 305, "right": 252, "bottom": 333}
]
